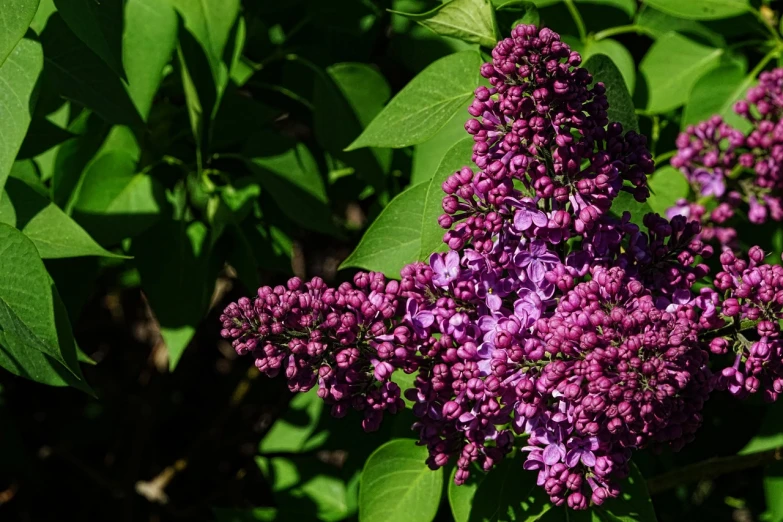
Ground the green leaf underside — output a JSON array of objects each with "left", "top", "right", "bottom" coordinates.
[
  {"left": 640, "top": 32, "right": 722, "bottom": 114},
  {"left": 359, "top": 439, "right": 443, "bottom": 522},
  {"left": 642, "top": 0, "right": 749, "bottom": 21},
  {"left": 390, "top": 0, "right": 497, "bottom": 48},
  {"left": 346, "top": 51, "right": 482, "bottom": 150}
]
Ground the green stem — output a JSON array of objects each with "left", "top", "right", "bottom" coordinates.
[
  {"left": 593, "top": 24, "right": 656, "bottom": 41},
  {"left": 653, "top": 150, "right": 676, "bottom": 165},
  {"left": 748, "top": 43, "right": 783, "bottom": 81},
  {"left": 564, "top": 0, "right": 587, "bottom": 43},
  {"left": 647, "top": 446, "right": 783, "bottom": 495},
  {"left": 650, "top": 115, "right": 660, "bottom": 153}
]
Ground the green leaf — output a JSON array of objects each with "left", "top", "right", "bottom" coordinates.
[
  {"left": 18, "top": 117, "right": 76, "bottom": 160},
  {"left": 581, "top": 38, "right": 635, "bottom": 94},
  {"left": 0, "top": 191, "right": 16, "bottom": 227},
  {"left": 347, "top": 50, "right": 481, "bottom": 150},
  {"left": 389, "top": 15, "right": 478, "bottom": 74},
  {"left": 213, "top": 508, "right": 277, "bottom": 522},
  {"left": 494, "top": 1, "right": 540, "bottom": 30},
  {"left": 641, "top": 0, "right": 749, "bottom": 20},
  {"left": 172, "top": 0, "right": 240, "bottom": 149},
  {"left": 448, "top": 452, "right": 552, "bottom": 522},
  {"left": 419, "top": 137, "right": 474, "bottom": 259},
  {"left": 359, "top": 439, "right": 443, "bottom": 522},
  {"left": 50, "top": 111, "right": 111, "bottom": 209},
  {"left": 341, "top": 182, "right": 428, "bottom": 278},
  {"left": 10, "top": 159, "right": 48, "bottom": 198},
  {"left": 528, "top": 0, "right": 635, "bottom": 17},
  {"left": 391, "top": 370, "right": 418, "bottom": 407},
  {"left": 3, "top": 177, "right": 126, "bottom": 259},
  {"left": 29, "top": 0, "right": 55, "bottom": 35},
  {"left": 646, "top": 166, "right": 689, "bottom": 216},
  {"left": 764, "top": 462, "right": 783, "bottom": 522},
  {"left": 71, "top": 151, "right": 163, "bottom": 245},
  {"left": 0, "top": 38, "right": 43, "bottom": 195},
  {"left": 610, "top": 190, "right": 655, "bottom": 228},
  {"left": 171, "top": 0, "right": 240, "bottom": 77},
  {"left": 54, "top": 0, "right": 126, "bottom": 78},
  {"left": 0, "top": 223, "right": 81, "bottom": 377},
  {"left": 583, "top": 54, "right": 639, "bottom": 134},
  {"left": 411, "top": 100, "right": 472, "bottom": 185},
  {"left": 636, "top": 7, "right": 725, "bottom": 46},
  {"left": 0, "top": 0, "right": 39, "bottom": 67},
  {"left": 259, "top": 388, "right": 326, "bottom": 454},
  {"left": 599, "top": 462, "right": 657, "bottom": 522},
  {"left": 315, "top": 63, "right": 392, "bottom": 193},
  {"left": 639, "top": 32, "right": 722, "bottom": 114},
  {"left": 681, "top": 61, "right": 754, "bottom": 132},
  {"left": 134, "top": 219, "right": 218, "bottom": 369},
  {"left": 32, "top": 102, "right": 71, "bottom": 182},
  {"left": 40, "top": 14, "right": 144, "bottom": 128},
  {"left": 740, "top": 400, "right": 783, "bottom": 455},
  {"left": 227, "top": 218, "right": 293, "bottom": 288},
  {"left": 390, "top": 0, "right": 497, "bottom": 48},
  {"left": 212, "top": 87, "right": 279, "bottom": 150},
  {"left": 244, "top": 133, "right": 340, "bottom": 238},
  {"left": 123, "top": 0, "right": 179, "bottom": 120},
  {"left": 257, "top": 456, "right": 353, "bottom": 522},
  {"left": 0, "top": 276, "right": 91, "bottom": 393}
]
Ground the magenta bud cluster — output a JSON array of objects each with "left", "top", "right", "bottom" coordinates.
[{"left": 219, "top": 273, "right": 416, "bottom": 431}]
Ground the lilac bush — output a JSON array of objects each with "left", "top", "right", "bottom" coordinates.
[{"left": 220, "top": 24, "right": 783, "bottom": 511}]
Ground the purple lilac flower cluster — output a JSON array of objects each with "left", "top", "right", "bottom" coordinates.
[
  {"left": 712, "top": 247, "right": 783, "bottom": 400},
  {"left": 670, "top": 68, "right": 783, "bottom": 245},
  {"left": 219, "top": 24, "right": 783, "bottom": 511},
  {"left": 219, "top": 273, "right": 417, "bottom": 431},
  {"left": 460, "top": 24, "right": 651, "bottom": 243}
]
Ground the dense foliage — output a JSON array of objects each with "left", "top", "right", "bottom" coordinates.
[{"left": 5, "top": 0, "right": 783, "bottom": 521}]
